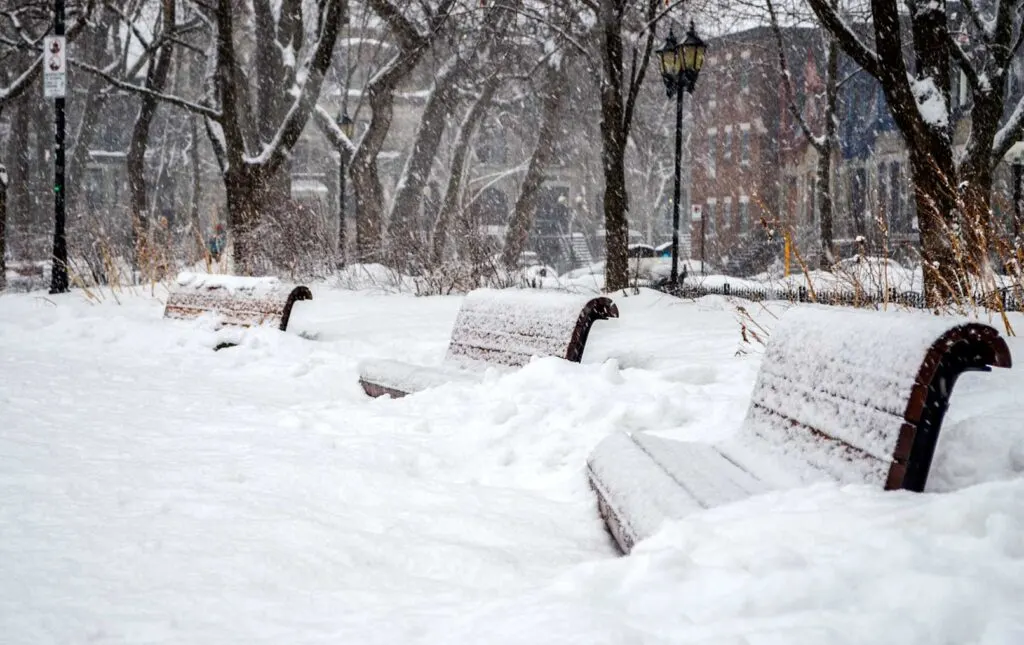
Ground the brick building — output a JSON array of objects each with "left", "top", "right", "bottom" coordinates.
[
  {"left": 687, "top": 27, "right": 819, "bottom": 273},
  {"left": 688, "top": 21, "right": 1024, "bottom": 276}
]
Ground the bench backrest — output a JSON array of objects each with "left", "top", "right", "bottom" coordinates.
[
  {"left": 736, "top": 306, "right": 1011, "bottom": 491},
  {"left": 444, "top": 288, "right": 619, "bottom": 368},
  {"left": 163, "top": 272, "right": 312, "bottom": 331}
]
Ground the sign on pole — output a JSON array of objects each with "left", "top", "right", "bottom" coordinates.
[{"left": 43, "top": 36, "right": 67, "bottom": 98}]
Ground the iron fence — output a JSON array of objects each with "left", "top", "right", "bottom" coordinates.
[{"left": 657, "top": 281, "right": 1023, "bottom": 312}]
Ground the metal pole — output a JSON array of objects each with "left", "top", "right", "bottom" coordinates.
[
  {"left": 670, "top": 78, "right": 684, "bottom": 287},
  {"left": 49, "top": 0, "right": 68, "bottom": 294}
]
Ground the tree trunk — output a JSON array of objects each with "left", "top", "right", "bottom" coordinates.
[
  {"left": 0, "top": 163, "right": 6, "bottom": 291},
  {"left": 350, "top": 58, "right": 420, "bottom": 262},
  {"left": 906, "top": 143, "right": 963, "bottom": 302},
  {"left": 597, "top": 2, "right": 630, "bottom": 292},
  {"left": 957, "top": 89, "right": 1004, "bottom": 271},
  {"left": 224, "top": 164, "right": 266, "bottom": 275},
  {"left": 601, "top": 134, "right": 630, "bottom": 291},
  {"left": 501, "top": 64, "right": 565, "bottom": 269},
  {"left": 8, "top": 100, "right": 31, "bottom": 255},
  {"left": 66, "top": 6, "right": 119, "bottom": 223},
  {"left": 211, "top": 0, "right": 345, "bottom": 272},
  {"left": 958, "top": 160, "right": 993, "bottom": 273},
  {"left": 386, "top": 55, "right": 465, "bottom": 268},
  {"left": 429, "top": 76, "right": 499, "bottom": 268},
  {"left": 349, "top": 85, "right": 391, "bottom": 262},
  {"left": 387, "top": 2, "right": 514, "bottom": 270},
  {"left": 189, "top": 116, "right": 203, "bottom": 258},
  {"left": 127, "top": 0, "right": 176, "bottom": 274},
  {"left": 817, "top": 38, "right": 839, "bottom": 270}
]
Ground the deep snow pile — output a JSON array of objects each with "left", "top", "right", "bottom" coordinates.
[{"left": 0, "top": 285, "right": 1022, "bottom": 644}]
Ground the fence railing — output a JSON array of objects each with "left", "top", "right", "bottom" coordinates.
[{"left": 657, "top": 281, "right": 1023, "bottom": 312}]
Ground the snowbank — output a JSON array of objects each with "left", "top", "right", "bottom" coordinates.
[{"left": 0, "top": 285, "right": 1020, "bottom": 643}]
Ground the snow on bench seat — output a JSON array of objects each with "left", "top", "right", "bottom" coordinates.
[
  {"left": 358, "top": 288, "right": 619, "bottom": 398},
  {"left": 163, "top": 272, "right": 312, "bottom": 331},
  {"left": 587, "top": 305, "right": 1013, "bottom": 554},
  {"left": 357, "top": 358, "right": 484, "bottom": 399}
]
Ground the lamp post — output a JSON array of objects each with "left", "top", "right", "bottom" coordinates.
[
  {"left": 656, "top": 21, "right": 707, "bottom": 289},
  {"left": 336, "top": 110, "right": 354, "bottom": 268}
]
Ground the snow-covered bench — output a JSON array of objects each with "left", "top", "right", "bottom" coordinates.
[
  {"left": 586, "top": 306, "right": 1013, "bottom": 554},
  {"left": 358, "top": 288, "right": 620, "bottom": 398},
  {"left": 163, "top": 272, "right": 312, "bottom": 332}
]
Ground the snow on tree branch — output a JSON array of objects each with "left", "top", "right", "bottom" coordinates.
[{"left": 804, "top": 0, "right": 879, "bottom": 78}]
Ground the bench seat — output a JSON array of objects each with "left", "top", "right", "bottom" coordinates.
[
  {"left": 357, "top": 358, "right": 487, "bottom": 398},
  {"left": 359, "top": 288, "right": 619, "bottom": 398},
  {"left": 587, "top": 433, "right": 767, "bottom": 553},
  {"left": 587, "top": 305, "right": 1013, "bottom": 554}
]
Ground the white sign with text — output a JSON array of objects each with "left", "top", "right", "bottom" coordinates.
[{"left": 43, "top": 36, "right": 67, "bottom": 98}]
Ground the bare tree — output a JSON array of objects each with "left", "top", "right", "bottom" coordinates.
[
  {"left": 349, "top": 0, "right": 458, "bottom": 263},
  {"left": 386, "top": 1, "right": 517, "bottom": 269},
  {"left": 592, "top": 0, "right": 663, "bottom": 291},
  {"left": 806, "top": 0, "right": 1024, "bottom": 302},
  {"left": 126, "top": 0, "right": 176, "bottom": 271},
  {"left": 501, "top": 60, "right": 569, "bottom": 268},
  {"left": 208, "top": 0, "right": 348, "bottom": 273},
  {"left": 429, "top": 74, "right": 501, "bottom": 267}
]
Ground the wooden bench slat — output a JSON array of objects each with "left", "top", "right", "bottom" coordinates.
[
  {"left": 632, "top": 433, "right": 768, "bottom": 507},
  {"left": 587, "top": 433, "right": 707, "bottom": 553},
  {"left": 748, "top": 368, "right": 906, "bottom": 466},
  {"left": 730, "top": 405, "right": 893, "bottom": 487}
]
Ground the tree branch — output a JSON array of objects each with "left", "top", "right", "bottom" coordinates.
[
  {"left": 70, "top": 58, "right": 221, "bottom": 120},
  {"left": 804, "top": 0, "right": 880, "bottom": 78},
  {"left": 767, "top": 0, "right": 824, "bottom": 153}
]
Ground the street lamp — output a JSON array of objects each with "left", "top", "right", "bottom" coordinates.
[
  {"left": 336, "top": 110, "right": 354, "bottom": 268},
  {"left": 656, "top": 21, "right": 707, "bottom": 289}
]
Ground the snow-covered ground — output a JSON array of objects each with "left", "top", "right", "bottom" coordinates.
[{"left": 1, "top": 284, "right": 1023, "bottom": 644}]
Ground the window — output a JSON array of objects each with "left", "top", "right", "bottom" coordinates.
[
  {"left": 85, "top": 167, "right": 103, "bottom": 211},
  {"left": 740, "top": 129, "right": 750, "bottom": 164},
  {"left": 723, "top": 200, "right": 732, "bottom": 232},
  {"left": 788, "top": 176, "right": 800, "bottom": 225},
  {"left": 890, "top": 161, "right": 907, "bottom": 233},
  {"left": 850, "top": 167, "right": 868, "bottom": 237},
  {"left": 707, "top": 131, "right": 717, "bottom": 177},
  {"left": 705, "top": 201, "right": 717, "bottom": 237},
  {"left": 739, "top": 200, "right": 750, "bottom": 234},
  {"left": 475, "top": 118, "right": 507, "bottom": 164},
  {"left": 740, "top": 68, "right": 750, "bottom": 93},
  {"left": 806, "top": 173, "right": 817, "bottom": 226},
  {"left": 723, "top": 128, "right": 733, "bottom": 160},
  {"left": 877, "top": 162, "right": 889, "bottom": 231}
]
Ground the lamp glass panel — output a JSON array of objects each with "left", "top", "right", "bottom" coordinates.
[{"left": 660, "top": 48, "right": 681, "bottom": 75}]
